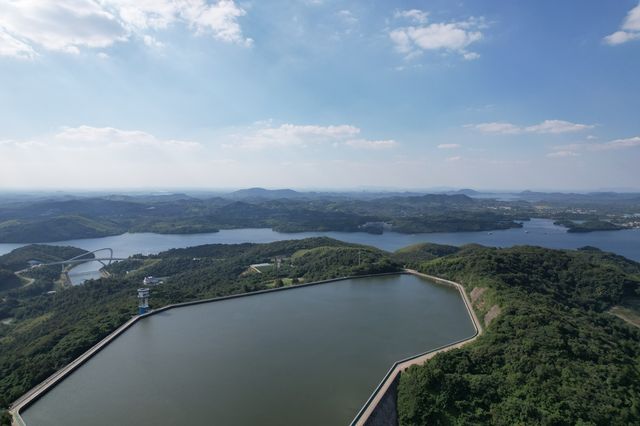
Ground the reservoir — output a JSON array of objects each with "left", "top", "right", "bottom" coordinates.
[
  {"left": 0, "top": 219, "right": 638, "bottom": 284},
  {"left": 21, "top": 274, "right": 475, "bottom": 426}
]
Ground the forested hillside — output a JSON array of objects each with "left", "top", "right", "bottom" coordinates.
[
  {"left": 0, "top": 194, "right": 528, "bottom": 242},
  {"left": 398, "top": 245, "right": 640, "bottom": 425}
]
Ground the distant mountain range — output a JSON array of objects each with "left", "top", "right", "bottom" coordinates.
[{"left": 224, "top": 187, "right": 308, "bottom": 200}]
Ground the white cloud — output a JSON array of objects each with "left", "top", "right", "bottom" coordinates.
[
  {"left": 466, "top": 122, "right": 521, "bottom": 134},
  {"left": 0, "top": 125, "right": 226, "bottom": 188},
  {"left": 0, "top": 0, "right": 127, "bottom": 55},
  {"left": 467, "top": 120, "right": 594, "bottom": 135},
  {"left": 104, "top": 0, "right": 252, "bottom": 46},
  {"left": 548, "top": 136, "right": 640, "bottom": 156},
  {"left": 337, "top": 10, "right": 358, "bottom": 25},
  {"left": 524, "top": 120, "right": 594, "bottom": 134},
  {"left": 604, "top": 2, "right": 640, "bottom": 45},
  {"left": 592, "top": 136, "right": 640, "bottom": 151},
  {"left": 238, "top": 124, "right": 358, "bottom": 148},
  {"left": 551, "top": 143, "right": 584, "bottom": 152},
  {"left": 626, "top": 4, "right": 640, "bottom": 30},
  {"left": 231, "top": 122, "right": 396, "bottom": 151},
  {"left": 389, "top": 30, "right": 413, "bottom": 55},
  {"left": 53, "top": 125, "right": 200, "bottom": 150},
  {"left": 142, "top": 35, "right": 164, "bottom": 48},
  {"left": 0, "top": 124, "right": 406, "bottom": 188},
  {"left": 0, "top": 0, "right": 251, "bottom": 58},
  {"left": 604, "top": 30, "right": 640, "bottom": 45},
  {"left": 394, "top": 9, "right": 429, "bottom": 24},
  {"left": 389, "top": 12, "right": 484, "bottom": 59},
  {"left": 346, "top": 139, "right": 397, "bottom": 150},
  {"left": 0, "top": 29, "right": 37, "bottom": 59},
  {"left": 547, "top": 150, "right": 580, "bottom": 158},
  {"left": 184, "top": 0, "right": 253, "bottom": 46},
  {"left": 446, "top": 156, "right": 462, "bottom": 162},
  {"left": 437, "top": 143, "right": 461, "bottom": 149},
  {"left": 463, "top": 51, "right": 480, "bottom": 60}
]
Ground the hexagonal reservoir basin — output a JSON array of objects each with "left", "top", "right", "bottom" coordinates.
[{"left": 22, "top": 274, "right": 475, "bottom": 426}]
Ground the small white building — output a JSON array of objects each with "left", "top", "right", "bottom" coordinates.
[{"left": 143, "top": 276, "right": 162, "bottom": 286}]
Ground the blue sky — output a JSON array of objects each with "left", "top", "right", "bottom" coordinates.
[{"left": 0, "top": 0, "right": 639, "bottom": 190}]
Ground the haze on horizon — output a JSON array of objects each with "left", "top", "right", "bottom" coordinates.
[{"left": 0, "top": 0, "right": 639, "bottom": 191}]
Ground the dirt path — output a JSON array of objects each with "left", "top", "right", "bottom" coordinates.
[
  {"left": 610, "top": 306, "right": 640, "bottom": 328},
  {"left": 15, "top": 270, "right": 35, "bottom": 287}
]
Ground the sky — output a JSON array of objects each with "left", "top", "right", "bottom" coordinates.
[{"left": 0, "top": 0, "right": 639, "bottom": 191}]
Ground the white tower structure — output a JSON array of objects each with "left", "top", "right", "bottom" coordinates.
[{"left": 138, "top": 288, "right": 150, "bottom": 315}]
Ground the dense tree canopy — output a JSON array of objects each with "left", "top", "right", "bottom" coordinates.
[{"left": 398, "top": 245, "right": 640, "bottom": 425}]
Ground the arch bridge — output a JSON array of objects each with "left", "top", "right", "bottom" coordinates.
[{"left": 33, "top": 248, "right": 125, "bottom": 269}]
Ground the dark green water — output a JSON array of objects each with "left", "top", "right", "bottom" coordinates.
[{"left": 22, "top": 274, "right": 475, "bottom": 426}]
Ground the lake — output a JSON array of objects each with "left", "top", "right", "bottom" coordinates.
[
  {"left": 1, "top": 218, "right": 638, "bottom": 285},
  {"left": 21, "top": 274, "right": 475, "bottom": 426}
]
